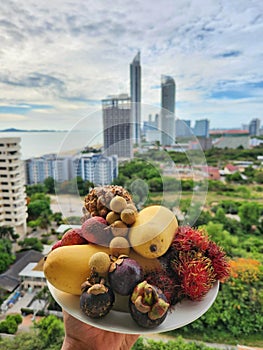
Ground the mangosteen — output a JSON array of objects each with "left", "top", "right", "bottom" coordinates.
[
  {"left": 108, "top": 255, "right": 143, "bottom": 296},
  {"left": 129, "top": 280, "right": 170, "bottom": 328},
  {"left": 80, "top": 276, "right": 115, "bottom": 318}
]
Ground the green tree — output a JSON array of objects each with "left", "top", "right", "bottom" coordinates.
[
  {"left": 38, "top": 212, "right": 51, "bottom": 230},
  {"left": 0, "top": 331, "right": 44, "bottom": 350},
  {"left": 44, "top": 177, "right": 56, "bottom": 194},
  {"left": 34, "top": 315, "right": 64, "bottom": 349},
  {"left": 51, "top": 212, "right": 64, "bottom": 225},
  {"left": 194, "top": 211, "right": 213, "bottom": 227},
  {"left": 213, "top": 208, "right": 227, "bottom": 225},
  {"left": 18, "top": 237, "right": 43, "bottom": 252},
  {"left": 0, "top": 315, "right": 20, "bottom": 334},
  {"left": 27, "top": 200, "right": 52, "bottom": 221},
  {"left": 255, "top": 170, "right": 263, "bottom": 184},
  {"left": 0, "top": 225, "right": 19, "bottom": 241},
  {"left": 0, "top": 238, "right": 15, "bottom": 273},
  {"left": 238, "top": 202, "right": 261, "bottom": 232},
  {"left": 204, "top": 222, "right": 238, "bottom": 256},
  {"left": 132, "top": 336, "right": 218, "bottom": 350},
  {"left": 26, "top": 184, "right": 47, "bottom": 197}
]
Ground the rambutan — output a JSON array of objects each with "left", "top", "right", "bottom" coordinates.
[
  {"left": 172, "top": 226, "right": 210, "bottom": 252},
  {"left": 206, "top": 241, "right": 230, "bottom": 282},
  {"left": 145, "top": 269, "right": 181, "bottom": 305},
  {"left": 171, "top": 251, "right": 216, "bottom": 301}
]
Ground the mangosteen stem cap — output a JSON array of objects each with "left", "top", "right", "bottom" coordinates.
[{"left": 88, "top": 283, "right": 108, "bottom": 295}]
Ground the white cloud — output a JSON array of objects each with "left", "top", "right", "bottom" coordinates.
[{"left": 0, "top": 0, "right": 262, "bottom": 130}]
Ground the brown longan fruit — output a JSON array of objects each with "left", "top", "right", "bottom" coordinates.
[
  {"left": 120, "top": 208, "right": 136, "bottom": 225},
  {"left": 109, "top": 236, "right": 130, "bottom": 257},
  {"left": 126, "top": 203, "right": 138, "bottom": 213},
  {"left": 106, "top": 211, "right": 120, "bottom": 225},
  {"left": 110, "top": 196, "right": 127, "bottom": 213},
  {"left": 88, "top": 252, "right": 111, "bottom": 274},
  {"left": 110, "top": 220, "right": 128, "bottom": 237}
]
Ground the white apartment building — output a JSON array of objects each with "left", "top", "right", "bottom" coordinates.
[
  {"left": 25, "top": 154, "right": 72, "bottom": 184},
  {"left": 74, "top": 153, "right": 118, "bottom": 186},
  {"left": 0, "top": 138, "right": 27, "bottom": 235},
  {"left": 25, "top": 153, "right": 118, "bottom": 186}
]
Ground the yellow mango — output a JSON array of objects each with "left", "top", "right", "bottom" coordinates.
[
  {"left": 128, "top": 205, "right": 178, "bottom": 259},
  {"left": 44, "top": 244, "right": 161, "bottom": 295}
]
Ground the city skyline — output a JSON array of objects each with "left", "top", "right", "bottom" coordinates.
[{"left": 0, "top": 1, "right": 262, "bottom": 132}]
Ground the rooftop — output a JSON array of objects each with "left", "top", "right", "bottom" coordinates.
[{"left": 0, "top": 250, "right": 44, "bottom": 292}]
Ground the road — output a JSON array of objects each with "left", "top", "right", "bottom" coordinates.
[{"left": 50, "top": 194, "right": 83, "bottom": 219}]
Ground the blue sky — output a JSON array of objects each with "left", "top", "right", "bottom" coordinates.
[{"left": 0, "top": 0, "right": 262, "bottom": 130}]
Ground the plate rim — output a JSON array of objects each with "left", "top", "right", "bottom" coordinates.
[{"left": 47, "top": 280, "right": 219, "bottom": 334}]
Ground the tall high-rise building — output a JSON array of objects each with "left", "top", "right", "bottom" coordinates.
[
  {"left": 0, "top": 138, "right": 27, "bottom": 235},
  {"left": 175, "top": 119, "right": 192, "bottom": 138},
  {"left": 193, "top": 119, "right": 210, "bottom": 138},
  {"left": 130, "top": 51, "right": 141, "bottom": 145},
  {"left": 249, "top": 118, "right": 261, "bottom": 136},
  {"left": 102, "top": 94, "right": 133, "bottom": 159},
  {"left": 161, "top": 75, "right": 176, "bottom": 146}
]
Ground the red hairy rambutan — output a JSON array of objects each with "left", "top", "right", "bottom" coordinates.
[
  {"left": 145, "top": 269, "right": 181, "bottom": 305},
  {"left": 206, "top": 241, "right": 230, "bottom": 282},
  {"left": 172, "top": 226, "right": 210, "bottom": 252},
  {"left": 171, "top": 251, "right": 216, "bottom": 301}
]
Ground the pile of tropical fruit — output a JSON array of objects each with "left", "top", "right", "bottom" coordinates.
[{"left": 44, "top": 185, "right": 230, "bottom": 329}]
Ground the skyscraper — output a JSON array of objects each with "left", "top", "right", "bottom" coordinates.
[
  {"left": 130, "top": 51, "right": 141, "bottom": 145},
  {"left": 161, "top": 75, "right": 176, "bottom": 146},
  {"left": 249, "top": 118, "right": 261, "bottom": 136},
  {"left": 102, "top": 94, "right": 133, "bottom": 159},
  {"left": 175, "top": 119, "right": 192, "bottom": 138},
  {"left": 0, "top": 137, "right": 27, "bottom": 236},
  {"left": 193, "top": 119, "right": 210, "bottom": 138}
]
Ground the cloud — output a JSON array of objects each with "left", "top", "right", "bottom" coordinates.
[
  {"left": 0, "top": 114, "right": 28, "bottom": 121},
  {"left": 215, "top": 50, "right": 242, "bottom": 58},
  {"left": 0, "top": 0, "right": 262, "bottom": 130}
]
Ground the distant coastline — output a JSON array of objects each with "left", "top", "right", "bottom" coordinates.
[{"left": 0, "top": 128, "right": 67, "bottom": 133}]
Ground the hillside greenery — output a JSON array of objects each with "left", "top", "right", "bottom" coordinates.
[{"left": 4, "top": 147, "right": 263, "bottom": 347}]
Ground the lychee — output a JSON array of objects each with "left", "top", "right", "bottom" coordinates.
[
  {"left": 61, "top": 228, "right": 87, "bottom": 246},
  {"left": 81, "top": 216, "right": 111, "bottom": 246},
  {"left": 51, "top": 240, "right": 62, "bottom": 250}
]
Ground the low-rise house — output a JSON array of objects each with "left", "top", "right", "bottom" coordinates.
[
  {"left": 224, "top": 164, "right": 239, "bottom": 175},
  {"left": 0, "top": 250, "right": 44, "bottom": 293}
]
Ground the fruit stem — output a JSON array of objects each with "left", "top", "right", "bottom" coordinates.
[{"left": 88, "top": 283, "right": 108, "bottom": 295}]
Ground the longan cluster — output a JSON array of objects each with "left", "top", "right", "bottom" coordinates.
[
  {"left": 83, "top": 185, "right": 133, "bottom": 219},
  {"left": 107, "top": 196, "right": 137, "bottom": 257}
]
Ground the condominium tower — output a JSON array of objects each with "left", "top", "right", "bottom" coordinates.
[
  {"left": 102, "top": 94, "right": 133, "bottom": 159},
  {"left": 161, "top": 75, "right": 176, "bottom": 146},
  {"left": 249, "top": 118, "right": 261, "bottom": 136},
  {"left": 130, "top": 52, "right": 141, "bottom": 145},
  {"left": 193, "top": 119, "right": 210, "bottom": 138},
  {"left": 0, "top": 138, "right": 27, "bottom": 235}
]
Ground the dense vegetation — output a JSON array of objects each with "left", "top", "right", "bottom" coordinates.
[
  {"left": 135, "top": 144, "right": 263, "bottom": 166},
  {"left": 0, "top": 315, "right": 64, "bottom": 349},
  {"left": 0, "top": 147, "right": 262, "bottom": 347},
  {"left": 167, "top": 201, "right": 263, "bottom": 346},
  {"left": 132, "top": 337, "right": 221, "bottom": 350}
]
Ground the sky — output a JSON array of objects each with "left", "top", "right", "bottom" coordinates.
[{"left": 0, "top": 0, "right": 262, "bottom": 131}]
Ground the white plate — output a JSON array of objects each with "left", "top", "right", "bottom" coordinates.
[{"left": 47, "top": 280, "right": 219, "bottom": 334}]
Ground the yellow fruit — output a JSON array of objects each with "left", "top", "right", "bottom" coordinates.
[
  {"left": 109, "top": 236, "right": 130, "bottom": 256},
  {"left": 88, "top": 252, "right": 111, "bottom": 274},
  {"left": 44, "top": 244, "right": 109, "bottom": 295},
  {"left": 44, "top": 244, "right": 161, "bottom": 295},
  {"left": 128, "top": 205, "right": 178, "bottom": 259}
]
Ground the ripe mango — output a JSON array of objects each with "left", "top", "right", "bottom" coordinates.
[
  {"left": 128, "top": 205, "right": 178, "bottom": 259},
  {"left": 44, "top": 244, "right": 161, "bottom": 295}
]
